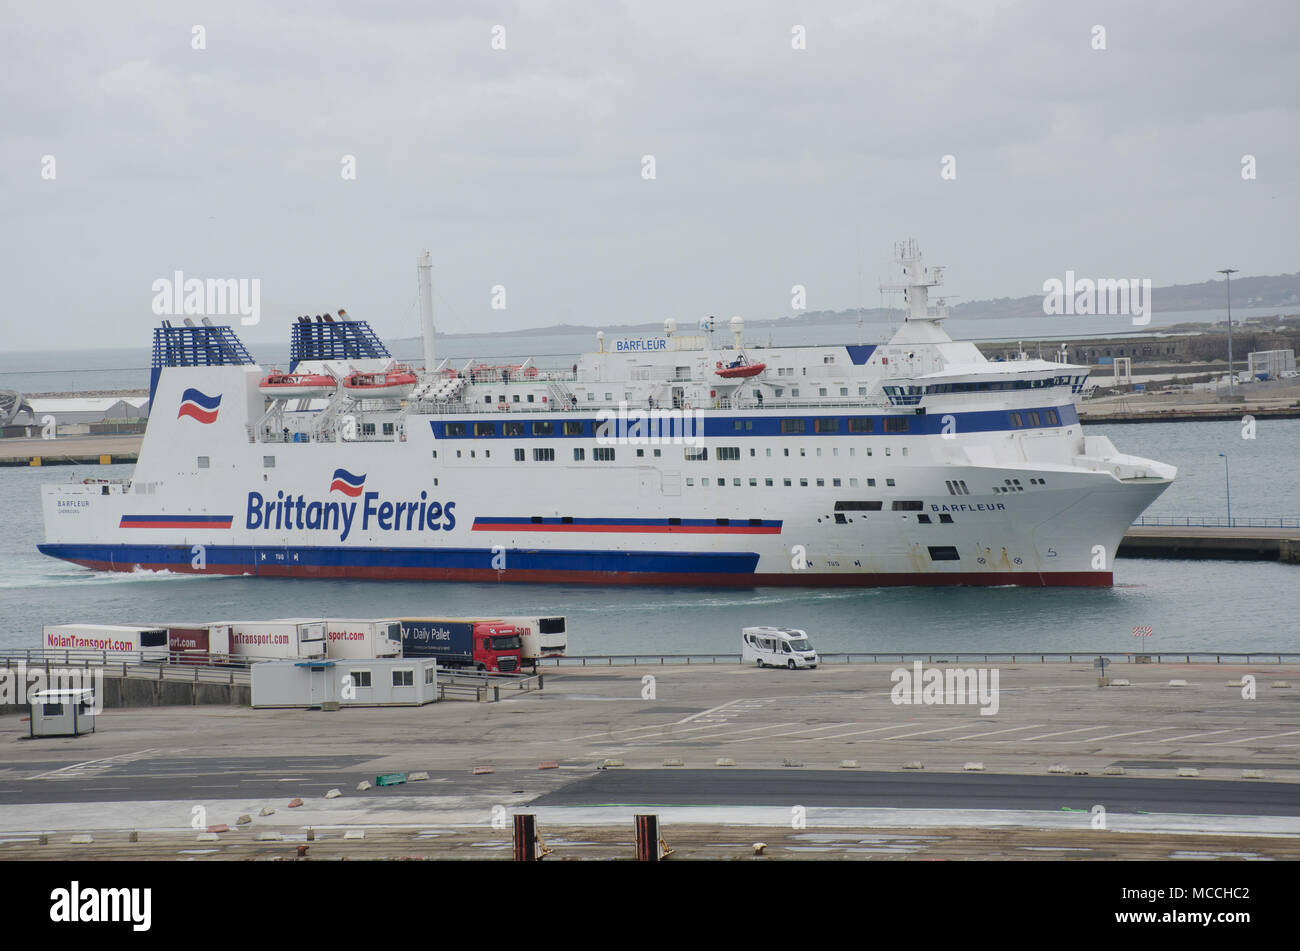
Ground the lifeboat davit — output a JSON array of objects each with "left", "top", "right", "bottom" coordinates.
[
  {"left": 258, "top": 370, "right": 338, "bottom": 399},
  {"left": 715, "top": 357, "right": 766, "bottom": 379},
  {"left": 342, "top": 365, "right": 417, "bottom": 399}
]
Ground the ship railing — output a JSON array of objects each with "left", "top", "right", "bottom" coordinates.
[
  {"left": 1132, "top": 515, "right": 1300, "bottom": 529},
  {"left": 535, "top": 651, "right": 1300, "bottom": 666},
  {"left": 407, "top": 397, "right": 891, "bottom": 416}
]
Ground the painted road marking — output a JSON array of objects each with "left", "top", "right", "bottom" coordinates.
[
  {"left": 951, "top": 724, "right": 1048, "bottom": 741},
  {"left": 808, "top": 723, "right": 925, "bottom": 742},
  {"left": 1010, "top": 726, "right": 1114, "bottom": 742},
  {"left": 1077, "top": 728, "right": 1168, "bottom": 742},
  {"left": 1214, "top": 730, "right": 1300, "bottom": 745},
  {"left": 1158, "top": 730, "right": 1239, "bottom": 743}
]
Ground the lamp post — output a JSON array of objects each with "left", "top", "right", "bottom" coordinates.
[
  {"left": 1218, "top": 452, "right": 1232, "bottom": 526},
  {"left": 1218, "top": 268, "right": 1238, "bottom": 394}
]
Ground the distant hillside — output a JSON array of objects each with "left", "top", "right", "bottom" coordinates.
[{"left": 418, "top": 271, "right": 1300, "bottom": 340}]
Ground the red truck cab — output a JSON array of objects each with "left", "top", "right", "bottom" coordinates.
[{"left": 475, "top": 623, "right": 522, "bottom": 673}]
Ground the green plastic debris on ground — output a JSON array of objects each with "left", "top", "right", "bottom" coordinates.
[{"left": 376, "top": 773, "right": 407, "bottom": 787}]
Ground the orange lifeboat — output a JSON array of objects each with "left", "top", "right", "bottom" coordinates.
[
  {"left": 715, "top": 356, "right": 766, "bottom": 379},
  {"left": 258, "top": 370, "right": 337, "bottom": 398},
  {"left": 342, "top": 365, "right": 417, "bottom": 399}
]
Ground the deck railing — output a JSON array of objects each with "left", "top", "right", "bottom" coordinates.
[{"left": 1133, "top": 516, "right": 1300, "bottom": 529}]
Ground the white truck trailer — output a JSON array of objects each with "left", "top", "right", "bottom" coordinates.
[
  {"left": 324, "top": 618, "right": 403, "bottom": 659},
  {"left": 42, "top": 624, "right": 170, "bottom": 663},
  {"left": 227, "top": 619, "right": 326, "bottom": 660}
]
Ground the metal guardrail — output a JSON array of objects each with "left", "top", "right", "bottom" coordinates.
[
  {"left": 2, "top": 648, "right": 254, "bottom": 669},
  {"left": 1133, "top": 516, "right": 1300, "bottom": 529},
  {"left": 0, "top": 654, "right": 250, "bottom": 685},
  {"left": 537, "top": 652, "right": 1300, "bottom": 666},
  {"left": 435, "top": 667, "right": 542, "bottom": 702}
]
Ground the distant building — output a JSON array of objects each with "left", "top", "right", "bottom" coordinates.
[
  {"left": 18, "top": 397, "right": 149, "bottom": 425},
  {"left": 1247, "top": 349, "right": 1296, "bottom": 380}
]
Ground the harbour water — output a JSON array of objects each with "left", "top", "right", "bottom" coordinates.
[{"left": 2, "top": 419, "right": 1296, "bottom": 655}]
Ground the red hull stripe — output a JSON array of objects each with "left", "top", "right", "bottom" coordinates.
[
  {"left": 59, "top": 560, "right": 1113, "bottom": 588},
  {"left": 472, "top": 522, "right": 781, "bottom": 535},
  {"left": 119, "top": 516, "right": 234, "bottom": 529}
]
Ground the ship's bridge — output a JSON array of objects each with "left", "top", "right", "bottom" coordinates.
[{"left": 881, "top": 360, "right": 1090, "bottom": 407}]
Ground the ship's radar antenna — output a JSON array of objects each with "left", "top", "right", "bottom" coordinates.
[{"left": 880, "top": 239, "right": 948, "bottom": 322}]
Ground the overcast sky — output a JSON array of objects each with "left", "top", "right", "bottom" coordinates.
[{"left": 1, "top": 0, "right": 1296, "bottom": 352}]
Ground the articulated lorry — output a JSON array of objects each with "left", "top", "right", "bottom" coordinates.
[{"left": 399, "top": 619, "right": 523, "bottom": 672}]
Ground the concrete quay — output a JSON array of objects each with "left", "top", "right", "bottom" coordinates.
[{"left": 1, "top": 662, "right": 1296, "bottom": 859}]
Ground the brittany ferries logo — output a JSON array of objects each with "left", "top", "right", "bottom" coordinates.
[
  {"left": 177, "top": 388, "right": 221, "bottom": 424},
  {"left": 329, "top": 469, "right": 366, "bottom": 497},
  {"left": 246, "top": 472, "right": 456, "bottom": 541}
]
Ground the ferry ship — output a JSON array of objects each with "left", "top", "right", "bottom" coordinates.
[{"left": 39, "top": 242, "right": 1175, "bottom": 587}]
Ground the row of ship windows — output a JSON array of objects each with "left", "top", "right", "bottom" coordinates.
[
  {"left": 684, "top": 477, "right": 899, "bottom": 489},
  {"left": 823, "top": 512, "right": 955, "bottom": 525},
  {"left": 445, "top": 417, "right": 904, "bottom": 438},
  {"left": 478, "top": 384, "right": 870, "bottom": 404},
  {"left": 442, "top": 411, "right": 1063, "bottom": 439},
  {"left": 436, "top": 445, "right": 907, "bottom": 461}
]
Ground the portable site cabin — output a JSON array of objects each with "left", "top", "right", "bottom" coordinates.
[
  {"left": 250, "top": 657, "right": 439, "bottom": 709},
  {"left": 29, "top": 688, "right": 97, "bottom": 737}
]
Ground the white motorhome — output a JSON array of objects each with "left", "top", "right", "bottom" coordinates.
[
  {"left": 42, "top": 624, "right": 169, "bottom": 663},
  {"left": 324, "top": 618, "right": 403, "bottom": 659},
  {"left": 228, "top": 619, "right": 326, "bottom": 660},
  {"left": 741, "top": 627, "right": 819, "bottom": 670}
]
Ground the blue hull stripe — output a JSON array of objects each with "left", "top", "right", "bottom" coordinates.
[
  {"left": 38, "top": 543, "right": 761, "bottom": 575},
  {"left": 430, "top": 404, "right": 1078, "bottom": 439}
]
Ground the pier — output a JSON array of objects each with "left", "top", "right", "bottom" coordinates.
[
  {"left": 1120, "top": 519, "right": 1300, "bottom": 563},
  {"left": 0, "top": 433, "right": 141, "bottom": 467}
]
